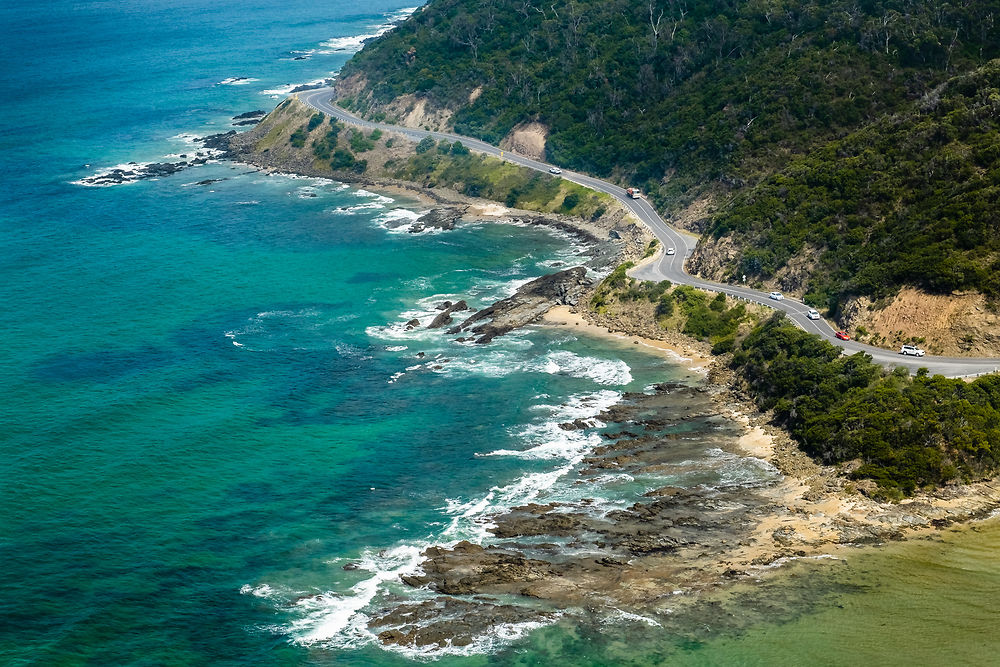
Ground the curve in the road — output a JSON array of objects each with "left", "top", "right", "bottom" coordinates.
[{"left": 298, "top": 87, "right": 1000, "bottom": 378}]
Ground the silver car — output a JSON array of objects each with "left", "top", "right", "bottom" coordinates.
[{"left": 769, "top": 291, "right": 783, "bottom": 301}]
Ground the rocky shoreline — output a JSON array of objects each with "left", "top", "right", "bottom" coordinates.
[{"left": 132, "top": 117, "right": 1000, "bottom": 652}]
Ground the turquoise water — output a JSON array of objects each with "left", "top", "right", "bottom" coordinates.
[
  {"left": 1, "top": 1, "right": 688, "bottom": 662},
  {"left": 4, "top": 1, "right": 1000, "bottom": 664}
]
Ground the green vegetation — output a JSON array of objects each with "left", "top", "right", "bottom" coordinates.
[
  {"left": 311, "top": 123, "right": 342, "bottom": 160},
  {"left": 731, "top": 315, "right": 1000, "bottom": 497},
  {"left": 349, "top": 130, "right": 377, "bottom": 153},
  {"left": 306, "top": 112, "right": 325, "bottom": 131},
  {"left": 709, "top": 61, "right": 1000, "bottom": 308},
  {"left": 289, "top": 125, "right": 308, "bottom": 148},
  {"left": 590, "top": 264, "right": 745, "bottom": 347},
  {"left": 674, "top": 286, "right": 745, "bottom": 344},
  {"left": 341, "top": 0, "right": 1000, "bottom": 207},
  {"left": 589, "top": 262, "right": 635, "bottom": 311},
  {"left": 415, "top": 136, "right": 436, "bottom": 153},
  {"left": 392, "top": 139, "right": 610, "bottom": 217},
  {"left": 339, "top": 0, "right": 1000, "bottom": 311}
]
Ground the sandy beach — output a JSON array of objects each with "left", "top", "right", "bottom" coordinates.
[{"left": 541, "top": 305, "right": 713, "bottom": 373}]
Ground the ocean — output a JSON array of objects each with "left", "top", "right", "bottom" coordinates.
[{"left": 2, "top": 0, "right": 1000, "bottom": 664}]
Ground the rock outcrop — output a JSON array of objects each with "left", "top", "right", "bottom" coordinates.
[
  {"left": 427, "top": 300, "right": 470, "bottom": 329},
  {"left": 447, "top": 267, "right": 592, "bottom": 343}
]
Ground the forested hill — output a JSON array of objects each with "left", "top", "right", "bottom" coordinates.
[
  {"left": 337, "top": 0, "right": 1000, "bottom": 308},
  {"left": 701, "top": 61, "right": 1000, "bottom": 311},
  {"left": 341, "top": 0, "right": 999, "bottom": 201}
]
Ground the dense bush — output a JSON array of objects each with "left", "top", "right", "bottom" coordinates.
[
  {"left": 731, "top": 314, "right": 1000, "bottom": 495},
  {"left": 312, "top": 123, "right": 342, "bottom": 160},
  {"left": 289, "top": 126, "right": 308, "bottom": 148},
  {"left": 708, "top": 62, "right": 1000, "bottom": 305},
  {"left": 307, "top": 112, "right": 325, "bottom": 131},
  {"left": 415, "top": 136, "right": 437, "bottom": 154},
  {"left": 590, "top": 266, "right": 743, "bottom": 342},
  {"left": 342, "top": 0, "right": 1000, "bottom": 207},
  {"left": 349, "top": 130, "right": 377, "bottom": 153}
]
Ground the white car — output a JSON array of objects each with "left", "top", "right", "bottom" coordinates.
[
  {"left": 548, "top": 167, "right": 562, "bottom": 174},
  {"left": 769, "top": 291, "right": 783, "bottom": 301},
  {"left": 900, "top": 345, "right": 926, "bottom": 357},
  {"left": 666, "top": 247, "right": 675, "bottom": 255},
  {"left": 807, "top": 308, "right": 820, "bottom": 320}
]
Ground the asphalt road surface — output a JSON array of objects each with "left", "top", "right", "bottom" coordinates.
[{"left": 299, "top": 87, "right": 1000, "bottom": 378}]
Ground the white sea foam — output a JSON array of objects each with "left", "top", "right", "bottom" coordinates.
[
  {"left": 605, "top": 608, "right": 663, "bottom": 627},
  {"left": 239, "top": 583, "right": 281, "bottom": 599},
  {"left": 218, "top": 76, "right": 259, "bottom": 85},
  {"left": 353, "top": 189, "right": 395, "bottom": 204},
  {"left": 70, "top": 161, "right": 153, "bottom": 187},
  {"left": 319, "top": 33, "right": 382, "bottom": 52},
  {"left": 288, "top": 544, "right": 426, "bottom": 647},
  {"left": 438, "top": 350, "right": 631, "bottom": 386},
  {"left": 385, "top": 345, "right": 407, "bottom": 352},
  {"left": 373, "top": 208, "right": 428, "bottom": 233},
  {"left": 392, "top": 618, "right": 557, "bottom": 660},
  {"left": 328, "top": 202, "right": 386, "bottom": 216},
  {"left": 312, "top": 7, "right": 419, "bottom": 54},
  {"left": 260, "top": 78, "right": 332, "bottom": 97},
  {"left": 483, "top": 390, "right": 620, "bottom": 461}
]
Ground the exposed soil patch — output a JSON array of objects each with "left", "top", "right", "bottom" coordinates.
[{"left": 500, "top": 122, "right": 549, "bottom": 161}]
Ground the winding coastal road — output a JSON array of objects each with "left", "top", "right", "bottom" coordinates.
[{"left": 299, "top": 87, "right": 1000, "bottom": 378}]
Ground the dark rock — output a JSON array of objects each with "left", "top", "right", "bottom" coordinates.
[
  {"left": 233, "top": 118, "right": 262, "bottom": 126},
  {"left": 232, "top": 110, "right": 266, "bottom": 120},
  {"left": 370, "top": 597, "right": 552, "bottom": 649},
  {"left": 491, "top": 511, "right": 582, "bottom": 538},
  {"left": 447, "top": 267, "right": 592, "bottom": 343},
  {"left": 289, "top": 80, "right": 332, "bottom": 93},
  {"left": 415, "top": 208, "right": 463, "bottom": 231},
  {"left": 427, "top": 300, "right": 469, "bottom": 329},
  {"left": 405, "top": 318, "right": 420, "bottom": 330},
  {"left": 558, "top": 417, "right": 598, "bottom": 431}
]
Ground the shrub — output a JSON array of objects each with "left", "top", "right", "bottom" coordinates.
[
  {"left": 307, "top": 112, "right": 325, "bottom": 131},
  {"left": 350, "top": 131, "right": 376, "bottom": 153},
  {"left": 331, "top": 149, "right": 356, "bottom": 170},
  {"left": 289, "top": 126, "right": 308, "bottom": 148},
  {"left": 415, "top": 136, "right": 436, "bottom": 153}
]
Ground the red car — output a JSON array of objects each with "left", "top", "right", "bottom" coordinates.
[{"left": 835, "top": 330, "right": 850, "bottom": 341}]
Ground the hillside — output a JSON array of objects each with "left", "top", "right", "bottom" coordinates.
[
  {"left": 339, "top": 0, "right": 1000, "bottom": 202},
  {"left": 694, "top": 62, "right": 1000, "bottom": 309},
  {"left": 226, "top": 97, "right": 650, "bottom": 252},
  {"left": 333, "top": 0, "right": 1000, "bottom": 350}
]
